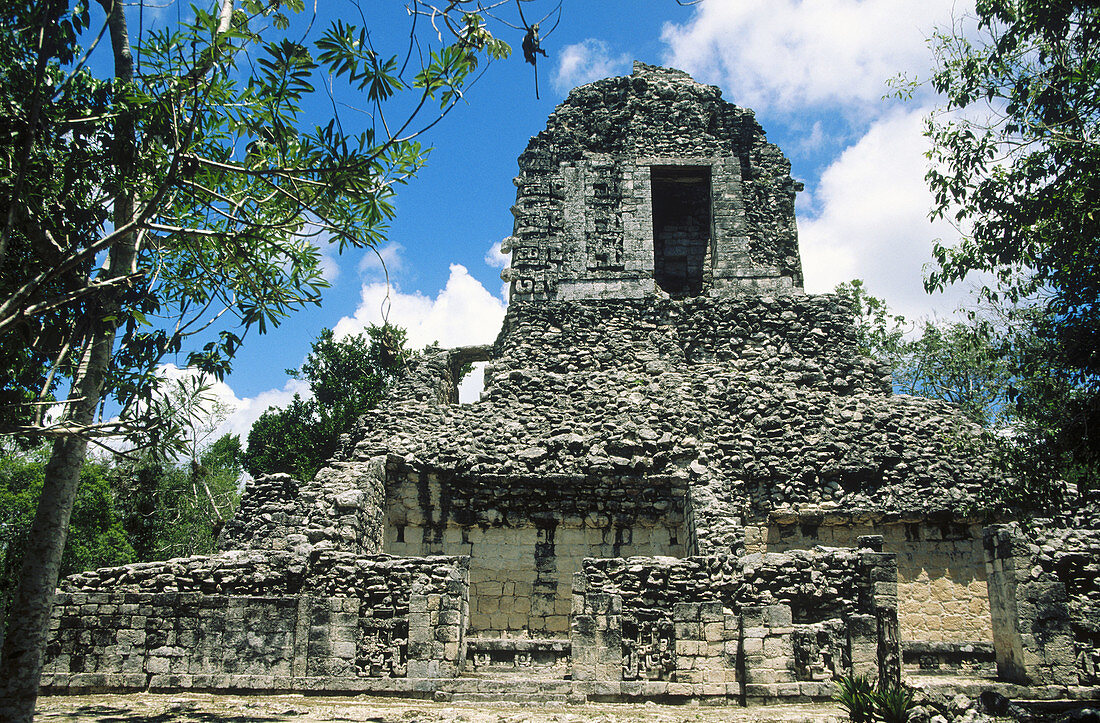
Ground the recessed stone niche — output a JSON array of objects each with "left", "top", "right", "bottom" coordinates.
[
  {"left": 651, "top": 165, "right": 712, "bottom": 297},
  {"left": 749, "top": 518, "right": 992, "bottom": 645}
]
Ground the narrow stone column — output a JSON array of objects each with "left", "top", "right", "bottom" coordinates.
[
  {"left": 406, "top": 561, "right": 470, "bottom": 680},
  {"left": 570, "top": 574, "right": 623, "bottom": 682},
  {"left": 741, "top": 604, "right": 796, "bottom": 701},
  {"left": 864, "top": 546, "right": 901, "bottom": 687},
  {"left": 303, "top": 597, "right": 358, "bottom": 678},
  {"left": 848, "top": 614, "right": 879, "bottom": 679},
  {"left": 850, "top": 539, "right": 901, "bottom": 686},
  {"left": 984, "top": 525, "right": 1077, "bottom": 684},
  {"left": 292, "top": 595, "right": 310, "bottom": 679}
]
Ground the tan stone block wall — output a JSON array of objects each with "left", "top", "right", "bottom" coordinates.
[
  {"left": 764, "top": 521, "right": 991, "bottom": 643},
  {"left": 384, "top": 474, "right": 687, "bottom": 637}
]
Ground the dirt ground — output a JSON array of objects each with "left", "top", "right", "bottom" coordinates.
[{"left": 34, "top": 693, "right": 847, "bottom": 723}]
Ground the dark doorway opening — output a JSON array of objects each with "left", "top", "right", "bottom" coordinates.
[{"left": 651, "top": 166, "right": 711, "bottom": 296}]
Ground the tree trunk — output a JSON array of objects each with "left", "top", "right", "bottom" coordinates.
[
  {"left": 0, "top": 298, "right": 134, "bottom": 719},
  {"left": 0, "top": 1, "right": 137, "bottom": 719},
  {"left": 0, "top": 274, "right": 138, "bottom": 723},
  {"left": 0, "top": 425, "right": 93, "bottom": 721}
]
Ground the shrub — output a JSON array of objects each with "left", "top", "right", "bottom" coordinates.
[
  {"left": 876, "top": 681, "right": 917, "bottom": 723},
  {"left": 834, "top": 674, "right": 877, "bottom": 723}
]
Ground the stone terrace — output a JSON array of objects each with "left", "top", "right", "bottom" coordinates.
[{"left": 38, "top": 62, "right": 1100, "bottom": 707}]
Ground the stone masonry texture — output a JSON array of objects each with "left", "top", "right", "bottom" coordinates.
[{"left": 40, "top": 62, "right": 1100, "bottom": 702}]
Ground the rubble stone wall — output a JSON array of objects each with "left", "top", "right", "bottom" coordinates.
[
  {"left": 346, "top": 296, "right": 990, "bottom": 520},
  {"left": 755, "top": 519, "right": 991, "bottom": 643},
  {"left": 42, "top": 554, "right": 470, "bottom": 692},
  {"left": 984, "top": 516, "right": 1100, "bottom": 686},
  {"left": 571, "top": 546, "right": 901, "bottom": 698},
  {"left": 342, "top": 292, "right": 995, "bottom": 652},
  {"left": 220, "top": 460, "right": 387, "bottom": 557}
]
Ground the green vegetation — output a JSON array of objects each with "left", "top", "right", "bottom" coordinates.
[
  {"left": 837, "top": 280, "right": 1011, "bottom": 428},
  {"left": 875, "top": 681, "right": 918, "bottom": 723},
  {"left": 243, "top": 324, "right": 408, "bottom": 482},
  {"left": 918, "top": 0, "right": 1099, "bottom": 501},
  {"left": 0, "top": 448, "right": 131, "bottom": 636},
  {"left": 115, "top": 433, "right": 243, "bottom": 561},
  {"left": 848, "top": 0, "right": 1099, "bottom": 514},
  {"left": 0, "top": 432, "right": 242, "bottom": 637},
  {"left": 833, "top": 674, "right": 878, "bottom": 723},
  {"left": 833, "top": 675, "right": 917, "bottom": 723}
]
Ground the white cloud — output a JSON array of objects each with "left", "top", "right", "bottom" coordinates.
[
  {"left": 460, "top": 361, "right": 489, "bottom": 404},
  {"left": 334, "top": 264, "right": 507, "bottom": 403},
  {"left": 318, "top": 251, "right": 340, "bottom": 283},
  {"left": 310, "top": 232, "right": 341, "bottom": 284},
  {"left": 795, "top": 121, "right": 827, "bottom": 157},
  {"left": 553, "top": 39, "right": 631, "bottom": 95},
  {"left": 484, "top": 239, "right": 509, "bottom": 269},
  {"left": 661, "top": 0, "right": 972, "bottom": 113},
  {"left": 798, "top": 106, "right": 973, "bottom": 322},
  {"left": 216, "top": 378, "right": 312, "bottom": 443},
  {"left": 334, "top": 263, "right": 506, "bottom": 351},
  {"left": 157, "top": 364, "right": 311, "bottom": 447},
  {"left": 358, "top": 241, "right": 405, "bottom": 278}
]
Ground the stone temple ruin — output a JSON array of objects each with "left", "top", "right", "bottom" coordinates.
[{"left": 41, "top": 63, "right": 1100, "bottom": 704}]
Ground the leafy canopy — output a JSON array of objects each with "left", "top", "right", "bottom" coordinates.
[
  {"left": 919, "top": 0, "right": 1100, "bottom": 499},
  {"left": 244, "top": 324, "right": 408, "bottom": 481},
  {"left": 0, "top": 0, "right": 511, "bottom": 456}
]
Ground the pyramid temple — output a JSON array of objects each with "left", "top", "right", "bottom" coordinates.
[{"left": 40, "top": 63, "right": 1099, "bottom": 705}]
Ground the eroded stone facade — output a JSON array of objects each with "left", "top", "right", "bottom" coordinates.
[
  {"left": 40, "top": 62, "right": 1100, "bottom": 702},
  {"left": 503, "top": 63, "right": 802, "bottom": 302}
]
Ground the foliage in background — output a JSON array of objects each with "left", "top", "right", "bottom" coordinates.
[
  {"left": 895, "top": 319, "right": 1010, "bottom": 428},
  {"left": 244, "top": 324, "right": 408, "bottom": 482},
  {"left": 0, "top": 447, "right": 132, "bottom": 639},
  {"left": 837, "top": 280, "right": 1011, "bottom": 427},
  {"left": 115, "top": 433, "right": 243, "bottom": 561},
  {"left": 975, "top": 304, "right": 1082, "bottom": 514},
  {"left": 0, "top": 430, "right": 242, "bottom": 641},
  {"left": 839, "top": 279, "right": 1071, "bottom": 514},
  {"left": 917, "top": 0, "right": 1100, "bottom": 501},
  {"left": 835, "top": 280, "right": 907, "bottom": 366}
]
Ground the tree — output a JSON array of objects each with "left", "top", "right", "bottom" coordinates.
[
  {"left": 838, "top": 279, "right": 1073, "bottom": 512},
  {"left": 1, "top": 430, "right": 241, "bottom": 644},
  {"left": 836, "top": 280, "right": 1010, "bottom": 427},
  {"left": 834, "top": 279, "right": 908, "bottom": 364},
  {"left": 114, "top": 433, "right": 242, "bottom": 560},
  {"left": 243, "top": 394, "right": 328, "bottom": 480},
  {"left": 244, "top": 324, "right": 407, "bottom": 481},
  {"left": 894, "top": 319, "right": 1011, "bottom": 428},
  {"left": 919, "top": 0, "right": 1100, "bottom": 499},
  {"left": 0, "top": 447, "right": 132, "bottom": 644},
  {"left": 0, "top": 0, "right": 111, "bottom": 443},
  {"left": 0, "top": 0, "right": 518, "bottom": 716}
]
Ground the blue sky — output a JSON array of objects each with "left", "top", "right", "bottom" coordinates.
[{"left": 136, "top": 0, "right": 982, "bottom": 443}]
